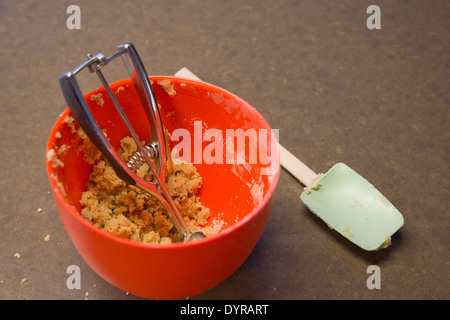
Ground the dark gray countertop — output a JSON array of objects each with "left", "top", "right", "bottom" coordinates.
[{"left": 0, "top": 0, "right": 448, "bottom": 299}]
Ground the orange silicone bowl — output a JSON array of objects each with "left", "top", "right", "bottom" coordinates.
[{"left": 46, "top": 76, "right": 280, "bottom": 299}]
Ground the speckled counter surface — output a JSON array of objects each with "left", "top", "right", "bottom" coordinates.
[{"left": 0, "top": 0, "right": 448, "bottom": 300}]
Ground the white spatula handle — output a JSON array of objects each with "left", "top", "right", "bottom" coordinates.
[
  {"left": 175, "top": 67, "right": 202, "bottom": 81},
  {"left": 278, "top": 144, "right": 317, "bottom": 187}
]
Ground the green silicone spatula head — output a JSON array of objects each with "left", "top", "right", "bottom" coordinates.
[
  {"left": 300, "top": 162, "right": 404, "bottom": 250},
  {"left": 279, "top": 144, "right": 404, "bottom": 251}
]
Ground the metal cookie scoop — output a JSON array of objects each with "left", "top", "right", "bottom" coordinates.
[{"left": 58, "top": 43, "right": 205, "bottom": 243}]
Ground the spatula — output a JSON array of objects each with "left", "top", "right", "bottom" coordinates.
[
  {"left": 175, "top": 67, "right": 404, "bottom": 251},
  {"left": 279, "top": 144, "right": 404, "bottom": 251}
]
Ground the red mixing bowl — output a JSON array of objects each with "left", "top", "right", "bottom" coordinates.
[{"left": 46, "top": 76, "right": 280, "bottom": 299}]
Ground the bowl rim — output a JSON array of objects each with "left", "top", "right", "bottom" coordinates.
[{"left": 46, "top": 75, "right": 281, "bottom": 250}]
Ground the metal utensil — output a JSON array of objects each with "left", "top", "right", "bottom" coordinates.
[{"left": 59, "top": 43, "right": 205, "bottom": 242}]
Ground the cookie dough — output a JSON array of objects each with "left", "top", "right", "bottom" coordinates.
[{"left": 76, "top": 131, "right": 211, "bottom": 244}]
